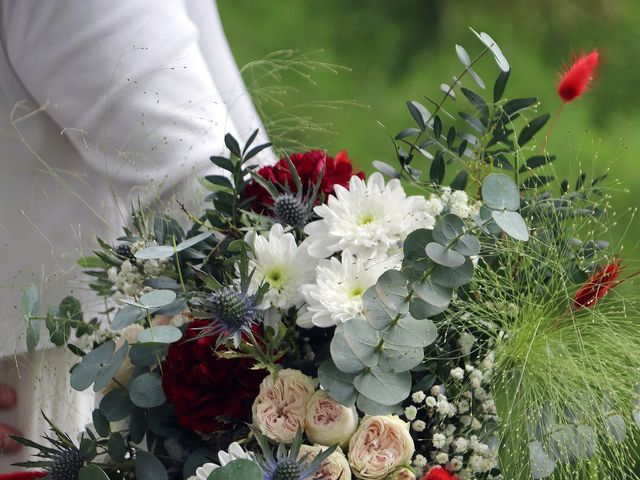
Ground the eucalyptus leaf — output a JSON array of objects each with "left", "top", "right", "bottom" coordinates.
[
  {"left": 470, "top": 28, "right": 510, "bottom": 72},
  {"left": 99, "top": 388, "right": 133, "bottom": 421},
  {"left": 93, "top": 342, "right": 129, "bottom": 392},
  {"left": 318, "top": 359, "right": 358, "bottom": 407},
  {"left": 372, "top": 161, "right": 400, "bottom": 178},
  {"left": 21, "top": 284, "right": 39, "bottom": 322},
  {"left": 129, "top": 343, "right": 168, "bottom": 367},
  {"left": 606, "top": 414, "right": 627, "bottom": 443},
  {"left": 529, "top": 441, "right": 556, "bottom": 479},
  {"left": 78, "top": 464, "right": 110, "bottom": 480},
  {"left": 453, "top": 234, "right": 481, "bottom": 256},
  {"left": 412, "top": 279, "right": 453, "bottom": 308},
  {"left": 207, "top": 459, "right": 262, "bottom": 480},
  {"left": 108, "top": 432, "right": 127, "bottom": 463},
  {"left": 357, "top": 394, "right": 401, "bottom": 416},
  {"left": 70, "top": 340, "right": 116, "bottom": 391},
  {"left": 137, "top": 325, "right": 183, "bottom": 344},
  {"left": 375, "top": 270, "right": 409, "bottom": 314},
  {"left": 482, "top": 173, "right": 520, "bottom": 211},
  {"left": 129, "top": 372, "right": 167, "bottom": 408},
  {"left": 492, "top": 210, "right": 530, "bottom": 241},
  {"left": 425, "top": 242, "right": 465, "bottom": 268},
  {"left": 518, "top": 113, "right": 551, "bottom": 146},
  {"left": 135, "top": 451, "right": 169, "bottom": 480},
  {"left": 330, "top": 332, "right": 365, "bottom": 374},
  {"left": 354, "top": 368, "right": 411, "bottom": 406},
  {"left": 409, "top": 297, "right": 447, "bottom": 320},
  {"left": 362, "top": 287, "right": 396, "bottom": 330},
  {"left": 343, "top": 320, "right": 380, "bottom": 368},
  {"left": 175, "top": 231, "right": 213, "bottom": 252},
  {"left": 431, "top": 258, "right": 475, "bottom": 288},
  {"left": 112, "top": 305, "right": 144, "bottom": 330},
  {"left": 379, "top": 344, "right": 423, "bottom": 372},
  {"left": 139, "top": 290, "right": 177, "bottom": 309},
  {"left": 134, "top": 245, "right": 175, "bottom": 260},
  {"left": 407, "top": 100, "right": 431, "bottom": 130},
  {"left": 432, "top": 214, "right": 465, "bottom": 244},
  {"left": 382, "top": 316, "right": 436, "bottom": 348},
  {"left": 455, "top": 44, "right": 471, "bottom": 66}
]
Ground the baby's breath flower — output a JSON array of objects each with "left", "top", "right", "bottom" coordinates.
[
  {"left": 404, "top": 406, "right": 418, "bottom": 421},
  {"left": 412, "top": 391, "right": 426, "bottom": 403},
  {"left": 411, "top": 420, "right": 426, "bottom": 432}
]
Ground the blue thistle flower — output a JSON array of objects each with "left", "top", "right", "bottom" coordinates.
[
  {"left": 254, "top": 428, "right": 337, "bottom": 480},
  {"left": 203, "top": 285, "right": 261, "bottom": 347}
]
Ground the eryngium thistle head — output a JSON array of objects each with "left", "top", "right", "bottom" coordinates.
[
  {"left": 271, "top": 459, "right": 302, "bottom": 480},
  {"left": 205, "top": 286, "right": 261, "bottom": 346},
  {"left": 50, "top": 447, "right": 85, "bottom": 480},
  {"left": 114, "top": 243, "right": 135, "bottom": 260},
  {"left": 273, "top": 193, "right": 309, "bottom": 228}
]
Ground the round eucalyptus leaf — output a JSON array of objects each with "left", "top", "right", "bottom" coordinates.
[
  {"left": 129, "top": 372, "right": 167, "bottom": 408},
  {"left": 137, "top": 325, "right": 183, "bottom": 344},
  {"left": 431, "top": 258, "right": 475, "bottom": 288},
  {"left": 134, "top": 245, "right": 175, "bottom": 260},
  {"left": 356, "top": 394, "right": 401, "bottom": 416},
  {"left": 70, "top": 340, "right": 116, "bottom": 391},
  {"left": 375, "top": 270, "right": 409, "bottom": 313},
  {"left": 482, "top": 173, "right": 520, "bottom": 211},
  {"left": 409, "top": 297, "right": 447, "bottom": 320},
  {"left": 379, "top": 344, "right": 423, "bottom": 372},
  {"left": 108, "top": 432, "right": 127, "bottom": 463},
  {"left": 343, "top": 320, "right": 381, "bottom": 368},
  {"left": 425, "top": 242, "right": 465, "bottom": 268},
  {"left": 21, "top": 284, "right": 39, "bottom": 322},
  {"left": 318, "top": 359, "right": 358, "bottom": 407},
  {"left": 432, "top": 214, "right": 465, "bottom": 245},
  {"left": 99, "top": 388, "right": 133, "bottom": 421},
  {"left": 182, "top": 448, "right": 219, "bottom": 480},
  {"left": 135, "top": 451, "right": 169, "bottom": 480},
  {"left": 383, "top": 316, "right": 437, "bottom": 348},
  {"left": 412, "top": 279, "right": 453, "bottom": 308},
  {"left": 112, "top": 305, "right": 143, "bottom": 330},
  {"left": 78, "top": 464, "right": 110, "bottom": 480},
  {"left": 362, "top": 287, "right": 395, "bottom": 330},
  {"left": 403, "top": 229, "right": 433, "bottom": 266},
  {"left": 634, "top": 409, "right": 640, "bottom": 427},
  {"left": 529, "top": 441, "right": 556, "bottom": 479},
  {"left": 92, "top": 409, "right": 110, "bottom": 437},
  {"left": 354, "top": 368, "right": 411, "bottom": 406},
  {"left": 144, "top": 276, "right": 182, "bottom": 290},
  {"left": 492, "top": 210, "right": 530, "bottom": 241},
  {"left": 139, "top": 290, "right": 177, "bottom": 309},
  {"left": 93, "top": 342, "right": 129, "bottom": 392},
  {"left": 129, "top": 343, "right": 168, "bottom": 367},
  {"left": 207, "top": 459, "right": 262, "bottom": 480},
  {"left": 330, "top": 332, "right": 365, "bottom": 374},
  {"left": 453, "top": 234, "right": 481, "bottom": 256}
]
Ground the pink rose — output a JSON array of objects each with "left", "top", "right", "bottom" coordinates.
[
  {"left": 305, "top": 390, "right": 358, "bottom": 448},
  {"left": 348, "top": 415, "right": 415, "bottom": 480}
]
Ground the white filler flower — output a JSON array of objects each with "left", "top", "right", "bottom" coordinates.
[
  {"left": 248, "top": 224, "right": 317, "bottom": 316},
  {"left": 298, "top": 250, "right": 400, "bottom": 328},
  {"left": 304, "top": 172, "right": 436, "bottom": 259}
]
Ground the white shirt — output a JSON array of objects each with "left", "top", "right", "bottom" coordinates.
[
  {"left": 0, "top": 0, "right": 272, "bottom": 357},
  {"left": 0, "top": 0, "right": 272, "bottom": 469}
]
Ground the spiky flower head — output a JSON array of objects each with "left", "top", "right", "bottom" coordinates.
[
  {"left": 50, "top": 447, "right": 85, "bottom": 480},
  {"left": 203, "top": 286, "right": 261, "bottom": 347},
  {"left": 114, "top": 243, "right": 135, "bottom": 260},
  {"left": 254, "top": 428, "right": 337, "bottom": 480},
  {"left": 273, "top": 193, "right": 312, "bottom": 228}
]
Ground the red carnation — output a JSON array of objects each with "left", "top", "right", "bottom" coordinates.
[
  {"left": 424, "top": 466, "right": 457, "bottom": 480},
  {"left": 573, "top": 259, "right": 622, "bottom": 310},
  {"left": 243, "top": 149, "right": 364, "bottom": 212},
  {"left": 161, "top": 320, "right": 266, "bottom": 433},
  {"left": 557, "top": 50, "right": 599, "bottom": 103}
]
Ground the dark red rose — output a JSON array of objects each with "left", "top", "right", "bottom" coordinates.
[
  {"left": 161, "top": 320, "right": 266, "bottom": 433},
  {"left": 243, "top": 149, "right": 364, "bottom": 212}
]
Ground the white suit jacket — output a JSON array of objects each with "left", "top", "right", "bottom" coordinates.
[{"left": 0, "top": 0, "right": 272, "bottom": 469}]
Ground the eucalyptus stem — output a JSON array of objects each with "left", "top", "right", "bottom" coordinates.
[{"left": 172, "top": 235, "right": 187, "bottom": 293}]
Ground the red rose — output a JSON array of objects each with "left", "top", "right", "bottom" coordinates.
[
  {"left": 424, "top": 467, "right": 457, "bottom": 480},
  {"left": 243, "top": 149, "right": 364, "bottom": 212},
  {"left": 161, "top": 320, "right": 266, "bottom": 433}
]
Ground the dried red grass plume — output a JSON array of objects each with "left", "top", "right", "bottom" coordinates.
[
  {"left": 557, "top": 50, "right": 599, "bottom": 103},
  {"left": 424, "top": 466, "right": 458, "bottom": 480},
  {"left": 573, "top": 258, "right": 622, "bottom": 310}
]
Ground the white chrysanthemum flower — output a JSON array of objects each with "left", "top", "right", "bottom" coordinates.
[
  {"left": 297, "top": 250, "right": 401, "bottom": 328},
  {"left": 247, "top": 224, "right": 317, "bottom": 317},
  {"left": 187, "top": 442, "right": 255, "bottom": 480},
  {"left": 304, "top": 172, "right": 436, "bottom": 259}
]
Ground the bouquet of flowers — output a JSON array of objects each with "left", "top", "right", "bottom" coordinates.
[{"left": 12, "top": 30, "right": 640, "bottom": 480}]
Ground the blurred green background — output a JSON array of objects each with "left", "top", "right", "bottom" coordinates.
[{"left": 219, "top": 0, "right": 640, "bottom": 252}]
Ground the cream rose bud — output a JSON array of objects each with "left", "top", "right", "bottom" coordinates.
[
  {"left": 385, "top": 467, "right": 416, "bottom": 480},
  {"left": 348, "top": 415, "right": 415, "bottom": 480},
  {"left": 305, "top": 390, "right": 358, "bottom": 448},
  {"left": 298, "top": 445, "right": 351, "bottom": 480},
  {"left": 252, "top": 369, "right": 316, "bottom": 443}
]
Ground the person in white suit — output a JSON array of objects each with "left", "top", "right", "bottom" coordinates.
[{"left": 0, "top": 0, "right": 273, "bottom": 470}]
